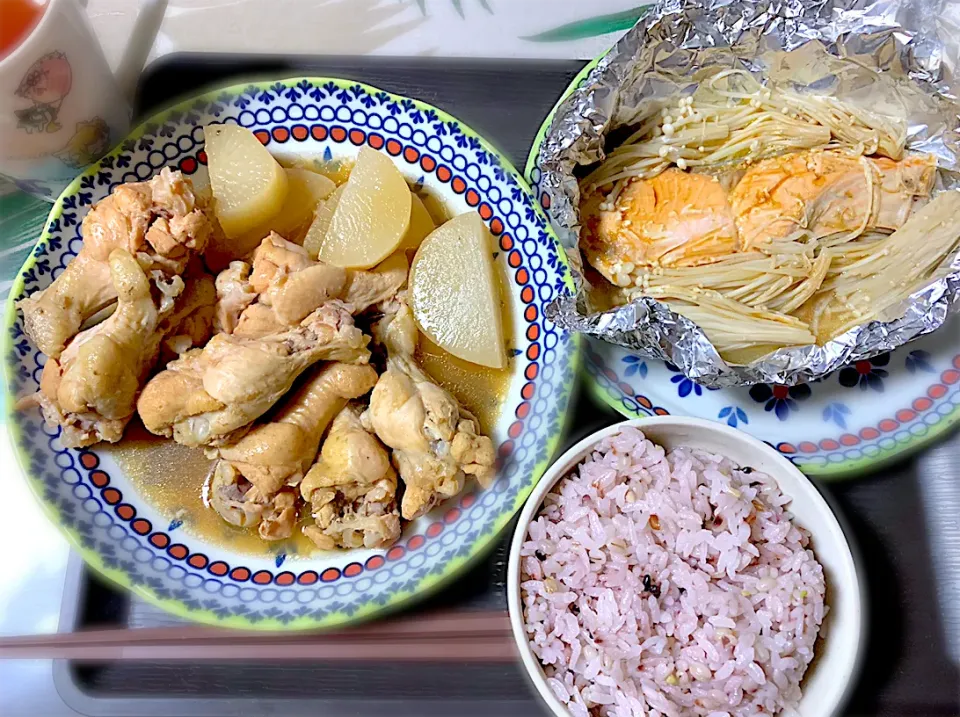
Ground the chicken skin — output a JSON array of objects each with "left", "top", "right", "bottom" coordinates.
[
  {"left": 246, "top": 233, "right": 347, "bottom": 330},
  {"left": 19, "top": 168, "right": 212, "bottom": 358},
  {"left": 213, "top": 261, "right": 258, "bottom": 335},
  {"left": 340, "top": 253, "right": 409, "bottom": 315},
  {"left": 137, "top": 300, "right": 370, "bottom": 447},
  {"left": 247, "top": 231, "right": 316, "bottom": 293},
  {"left": 209, "top": 362, "right": 378, "bottom": 540},
  {"left": 730, "top": 150, "right": 937, "bottom": 249},
  {"left": 301, "top": 404, "right": 401, "bottom": 550},
  {"left": 28, "top": 249, "right": 179, "bottom": 447},
  {"left": 158, "top": 275, "right": 217, "bottom": 365},
  {"left": 215, "top": 234, "right": 408, "bottom": 338},
  {"left": 363, "top": 297, "right": 495, "bottom": 520}
]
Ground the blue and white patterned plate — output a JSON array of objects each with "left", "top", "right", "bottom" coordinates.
[
  {"left": 582, "top": 327, "right": 960, "bottom": 478},
  {"left": 4, "top": 78, "right": 580, "bottom": 629}
]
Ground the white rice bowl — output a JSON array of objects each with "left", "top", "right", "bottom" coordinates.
[{"left": 507, "top": 418, "right": 862, "bottom": 717}]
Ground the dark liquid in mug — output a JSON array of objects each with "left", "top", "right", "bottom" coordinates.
[{"left": 0, "top": 0, "right": 47, "bottom": 60}]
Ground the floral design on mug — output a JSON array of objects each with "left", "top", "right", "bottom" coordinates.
[
  {"left": 14, "top": 51, "right": 72, "bottom": 134},
  {"left": 55, "top": 117, "right": 110, "bottom": 168}
]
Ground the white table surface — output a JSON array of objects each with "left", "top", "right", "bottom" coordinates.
[
  {"left": 0, "top": 2, "right": 640, "bottom": 713},
  {"left": 89, "top": 0, "right": 642, "bottom": 66}
]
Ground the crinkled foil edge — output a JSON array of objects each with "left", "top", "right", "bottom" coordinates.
[{"left": 538, "top": 0, "right": 960, "bottom": 388}]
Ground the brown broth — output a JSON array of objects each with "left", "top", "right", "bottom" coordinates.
[
  {"left": 418, "top": 189, "right": 451, "bottom": 227},
  {"left": 415, "top": 337, "right": 512, "bottom": 436},
  {"left": 317, "top": 159, "right": 354, "bottom": 186},
  {"left": 105, "top": 421, "right": 317, "bottom": 558}
]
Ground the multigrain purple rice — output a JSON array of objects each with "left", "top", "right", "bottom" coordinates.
[{"left": 520, "top": 427, "right": 826, "bottom": 717}]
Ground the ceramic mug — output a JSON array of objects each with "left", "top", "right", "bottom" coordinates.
[{"left": 0, "top": 0, "right": 165, "bottom": 200}]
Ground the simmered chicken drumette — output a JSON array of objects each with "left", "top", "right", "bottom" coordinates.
[
  {"left": 26, "top": 250, "right": 182, "bottom": 447},
  {"left": 301, "top": 404, "right": 401, "bottom": 550},
  {"left": 16, "top": 127, "right": 506, "bottom": 553},
  {"left": 215, "top": 233, "right": 344, "bottom": 337},
  {"left": 215, "top": 233, "right": 408, "bottom": 338},
  {"left": 209, "top": 362, "right": 378, "bottom": 540},
  {"left": 19, "top": 168, "right": 213, "bottom": 358},
  {"left": 363, "top": 296, "right": 495, "bottom": 520},
  {"left": 137, "top": 300, "right": 369, "bottom": 447},
  {"left": 340, "top": 253, "right": 409, "bottom": 314}
]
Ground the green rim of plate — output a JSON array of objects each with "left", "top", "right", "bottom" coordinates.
[{"left": 3, "top": 76, "right": 582, "bottom": 630}]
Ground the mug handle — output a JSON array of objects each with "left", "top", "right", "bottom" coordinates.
[{"left": 79, "top": 0, "right": 169, "bottom": 105}]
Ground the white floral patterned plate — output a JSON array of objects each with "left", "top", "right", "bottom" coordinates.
[{"left": 580, "top": 324, "right": 960, "bottom": 478}]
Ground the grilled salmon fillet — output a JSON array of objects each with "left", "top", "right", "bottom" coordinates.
[
  {"left": 730, "top": 150, "right": 937, "bottom": 249},
  {"left": 580, "top": 151, "right": 937, "bottom": 285},
  {"left": 581, "top": 169, "right": 738, "bottom": 285}
]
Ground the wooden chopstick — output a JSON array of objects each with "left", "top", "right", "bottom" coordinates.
[
  {"left": 0, "top": 610, "right": 513, "bottom": 651},
  {"left": 0, "top": 637, "right": 518, "bottom": 661}
]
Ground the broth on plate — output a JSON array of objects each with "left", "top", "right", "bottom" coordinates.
[
  {"left": 104, "top": 422, "right": 319, "bottom": 557},
  {"left": 112, "top": 338, "right": 510, "bottom": 557}
]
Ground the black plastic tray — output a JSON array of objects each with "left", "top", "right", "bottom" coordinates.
[{"left": 53, "top": 53, "right": 960, "bottom": 717}]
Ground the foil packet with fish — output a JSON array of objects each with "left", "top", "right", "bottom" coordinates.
[{"left": 535, "top": 0, "right": 960, "bottom": 387}]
